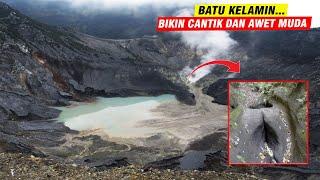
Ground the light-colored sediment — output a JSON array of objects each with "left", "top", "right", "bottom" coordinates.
[
  {"left": 58, "top": 86, "right": 227, "bottom": 152},
  {"left": 140, "top": 87, "right": 227, "bottom": 148},
  {"left": 103, "top": 86, "right": 226, "bottom": 150},
  {"left": 64, "top": 100, "right": 163, "bottom": 138},
  {"left": 110, "top": 86, "right": 227, "bottom": 151}
]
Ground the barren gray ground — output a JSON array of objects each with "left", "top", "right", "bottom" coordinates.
[{"left": 48, "top": 86, "right": 227, "bottom": 166}]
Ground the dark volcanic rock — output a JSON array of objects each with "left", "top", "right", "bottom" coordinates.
[
  {"left": 229, "top": 82, "right": 308, "bottom": 164},
  {"left": 0, "top": 91, "right": 60, "bottom": 120},
  {"left": 0, "top": 2, "right": 196, "bottom": 157},
  {"left": 231, "top": 108, "right": 290, "bottom": 163},
  {"left": 186, "top": 129, "right": 227, "bottom": 152},
  {"left": 205, "top": 79, "right": 228, "bottom": 105},
  {"left": 204, "top": 30, "right": 320, "bottom": 169},
  {"left": 203, "top": 150, "right": 228, "bottom": 171},
  {"left": 206, "top": 30, "right": 320, "bottom": 105},
  {"left": 143, "top": 156, "right": 183, "bottom": 171},
  {"left": 87, "top": 158, "right": 130, "bottom": 171}
]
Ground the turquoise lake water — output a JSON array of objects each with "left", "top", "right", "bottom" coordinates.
[{"left": 55, "top": 94, "right": 176, "bottom": 137}]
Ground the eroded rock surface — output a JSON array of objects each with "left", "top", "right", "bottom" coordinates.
[
  {"left": 0, "top": 2, "right": 197, "bottom": 166},
  {"left": 230, "top": 82, "right": 306, "bottom": 163}
]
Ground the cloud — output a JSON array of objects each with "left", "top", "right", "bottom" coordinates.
[
  {"left": 25, "top": 0, "right": 319, "bottom": 82},
  {"left": 175, "top": 9, "right": 237, "bottom": 82}
]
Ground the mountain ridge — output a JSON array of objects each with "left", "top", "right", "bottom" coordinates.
[
  {"left": 0, "top": 2, "right": 196, "bottom": 163},
  {"left": 0, "top": 2, "right": 320, "bottom": 176}
]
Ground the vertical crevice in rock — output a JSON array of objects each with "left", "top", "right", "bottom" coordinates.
[{"left": 263, "top": 119, "right": 279, "bottom": 151}]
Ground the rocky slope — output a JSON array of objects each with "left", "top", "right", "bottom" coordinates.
[
  {"left": 1, "top": 1, "right": 320, "bottom": 177},
  {"left": 204, "top": 30, "right": 320, "bottom": 172},
  {"left": 0, "top": 2, "right": 197, "bottom": 165}
]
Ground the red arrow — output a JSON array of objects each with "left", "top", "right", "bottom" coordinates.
[{"left": 189, "top": 59, "right": 240, "bottom": 76}]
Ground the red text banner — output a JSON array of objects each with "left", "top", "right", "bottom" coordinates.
[{"left": 156, "top": 17, "right": 312, "bottom": 31}]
